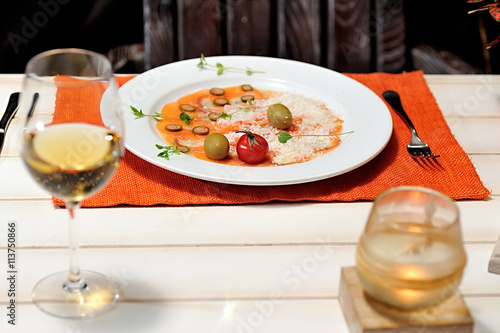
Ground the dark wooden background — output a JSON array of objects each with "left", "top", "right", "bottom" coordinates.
[
  {"left": 0, "top": 0, "right": 497, "bottom": 74},
  {"left": 144, "top": 0, "right": 406, "bottom": 73}
]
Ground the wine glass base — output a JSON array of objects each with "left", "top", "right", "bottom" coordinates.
[{"left": 32, "top": 270, "right": 120, "bottom": 319}]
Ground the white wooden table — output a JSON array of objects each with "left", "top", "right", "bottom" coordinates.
[{"left": 0, "top": 74, "right": 499, "bottom": 333}]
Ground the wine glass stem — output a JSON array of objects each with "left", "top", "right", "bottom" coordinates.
[{"left": 65, "top": 201, "right": 86, "bottom": 292}]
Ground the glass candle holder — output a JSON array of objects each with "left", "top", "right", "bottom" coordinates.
[{"left": 356, "top": 186, "right": 466, "bottom": 310}]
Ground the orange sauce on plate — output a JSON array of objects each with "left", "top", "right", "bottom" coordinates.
[{"left": 155, "top": 85, "right": 342, "bottom": 166}]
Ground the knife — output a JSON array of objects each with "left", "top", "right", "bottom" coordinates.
[{"left": 0, "top": 92, "right": 20, "bottom": 156}]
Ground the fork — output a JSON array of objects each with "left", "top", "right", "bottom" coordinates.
[{"left": 382, "top": 90, "right": 440, "bottom": 159}]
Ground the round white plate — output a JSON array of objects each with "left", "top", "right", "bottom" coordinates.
[{"left": 111, "top": 56, "right": 392, "bottom": 186}]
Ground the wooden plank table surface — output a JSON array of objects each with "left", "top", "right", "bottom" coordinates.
[{"left": 0, "top": 73, "right": 499, "bottom": 333}]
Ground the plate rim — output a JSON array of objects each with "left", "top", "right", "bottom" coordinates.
[{"left": 108, "top": 55, "right": 393, "bottom": 186}]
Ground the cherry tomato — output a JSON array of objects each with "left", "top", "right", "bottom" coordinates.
[{"left": 236, "top": 131, "right": 269, "bottom": 164}]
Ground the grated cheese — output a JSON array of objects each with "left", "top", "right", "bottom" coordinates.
[{"left": 216, "top": 91, "right": 343, "bottom": 165}]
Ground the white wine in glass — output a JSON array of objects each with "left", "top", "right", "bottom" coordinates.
[
  {"left": 18, "top": 49, "right": 124, "bottom": 319},
  {"left": 356, "top": 187, "right": 466, "bottom": 310}
]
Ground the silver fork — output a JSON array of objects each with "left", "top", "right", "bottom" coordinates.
[{"left": 382, "top": 90, "right": 440, "bottom": 159}]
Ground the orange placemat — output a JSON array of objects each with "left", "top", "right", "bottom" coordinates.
[{"left": 53, "top": 71, "right": 490, "bottom": 207}]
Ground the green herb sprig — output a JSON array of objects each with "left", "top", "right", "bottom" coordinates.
[
  {"left": 131, "top": 106, "right": 165, "bottom": 120},
  {"left": 197, "top": 54, "right": 265, "bottom": 76},
  {"left": 155, "top": 144, "right": 181, "bottom": 160},
  {"left": 278, "top": 130, "right": 354, "bottom": 143},
  {"left": 132, "top": 105, "right": 199, "bottom": 124},
  {"left": 179, "top": 112, "right": 192, "bottom": 124}
]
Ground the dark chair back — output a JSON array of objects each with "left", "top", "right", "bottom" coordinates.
[{"left": 143, "top": 0, "right": 406, "bottom": 73}]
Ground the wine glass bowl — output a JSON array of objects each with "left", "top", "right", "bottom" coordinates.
[
  {"left": 18, "top": 49, "right": 124, "bottom": 319},
  {"left": 356, "top": 186, "right": 466, "bottom": 310}
]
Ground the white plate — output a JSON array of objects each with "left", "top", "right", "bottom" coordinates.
[{"left": 110, "top": 56, "right": 392, "bottom": 186}]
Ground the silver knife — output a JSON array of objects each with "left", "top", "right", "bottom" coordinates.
[{"left": 0, "top": 93, "right": 20, "bottom": 156}]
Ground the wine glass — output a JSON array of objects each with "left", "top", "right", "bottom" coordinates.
[
  {"left": 17, "top": 49, "right": 124, "bottom": 319},
  {"left": 356, "top": 186, "right": 466, "bottom": 310}
]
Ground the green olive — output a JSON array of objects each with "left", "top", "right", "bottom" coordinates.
[
  {"left": 192, "top": 126, "right": 210, "bottom": 135},
  {"left": 210, "top": 88, "right": 225, "bottom": 95},
  {"left": 208, "top": 112, "right": 220, "bottom": 121},
  {"left": 213, "top": 98, "right": 229, "bottom": 106},
  {"left": 204, "top": 133, "right": 229, "bottom": 160},
  {"left": 176, "top": 145, "right": 189, "bottom": 153},
  {"left": 179, "top": 104, "right": 196, "bottom": 112},
  {"left": 165, "top": 124, "right": 183, "bottom": 132},
  {"left": 241, "top": 84, "right": 253, "bottom": 91},
  {"left": 267, "top": 103, "right": 293, "bottom": 129},
  {"left": 241, "top": 95, "right": 255, "bottom": 103}
]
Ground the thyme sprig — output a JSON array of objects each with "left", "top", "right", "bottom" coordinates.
[
  {"left": 197, "top": 54, "right": 265, "bottom": 76},
  {"left": 179, "top": 112, "right": 192, "bottom": 124},
  {"left": 131, "top": 106, "right": 165, "bottom": 120},
  {"left": 278, "top": 130, "right": 354, "bottom": 143},
  {"left": 132, "top": 105, "right": 200, "bottom": 125},
  {"left": 155, "top": 144, "right": 181, "bottom": 160}
]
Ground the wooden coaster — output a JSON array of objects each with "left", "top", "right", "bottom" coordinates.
[{"left": 339, "top": 266, "right": 473, "bottom": 333}]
